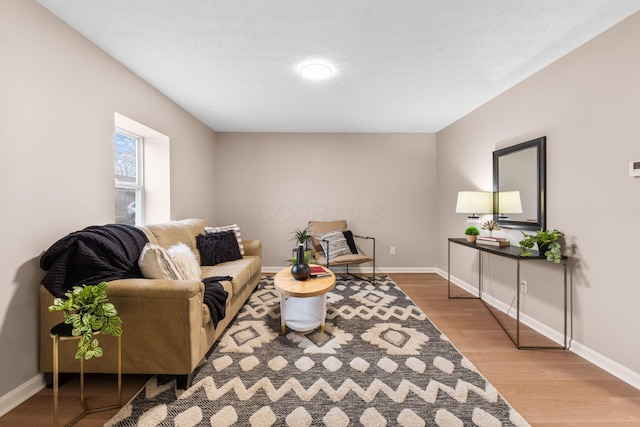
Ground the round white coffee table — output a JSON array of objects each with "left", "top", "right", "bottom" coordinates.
[{"left": 273, "top": 265, "right": 336, "bottom": 333}]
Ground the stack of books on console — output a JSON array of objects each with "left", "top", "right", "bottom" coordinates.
[{"left": 476, "top": 236, "right": 510, "bottom": 247}]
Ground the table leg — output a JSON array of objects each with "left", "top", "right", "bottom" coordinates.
[
  {"left": 52, "top": 335, "right": 59, "bottom": 427},
  {"left": 516, "top": 259, "right": 521, "bottom": 349},
  {"left": 320, "top": 294, "right": 327, "bottom": 333},
  {"left": 279, "top": 293, "right": 286, "bottom": 334}
]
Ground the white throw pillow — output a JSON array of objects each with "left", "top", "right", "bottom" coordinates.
[
  {"left": 167, "top": 242, "right": 201, "bottom": 281},
  {"left": 138, "top": 243, "right": 186, "bottom": 280},
  {"left": 204, "top": 224, "right": 244, "bottom": 255}
]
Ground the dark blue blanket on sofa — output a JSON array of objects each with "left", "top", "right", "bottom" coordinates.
[{"left": 40, "top": 224, "right": 228, "bottom": 326}]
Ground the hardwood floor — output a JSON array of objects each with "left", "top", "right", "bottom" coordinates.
[
  {"left": 394, "top": 273, "right": 640, "bottom": 426},
  {"left": 2, "top": 273, "right": 639, "bottom": 426}
]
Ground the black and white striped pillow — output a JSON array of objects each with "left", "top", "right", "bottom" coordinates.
[{"left": 316, "top": 230, "right": 352, "bottom": 259}]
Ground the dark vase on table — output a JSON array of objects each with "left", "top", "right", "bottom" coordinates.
[{"left": 291, "top": 243, "right": 310, "bottom": 281}]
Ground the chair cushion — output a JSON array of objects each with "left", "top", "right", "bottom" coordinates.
[
  {"left": 315, "top": 253, "right": 373, "bottom": 266},
  {"left": 308, "top": 220, "right": 347, "bottom": 235},
  {"left": 308, "top": 220, "right": 348, "bottom": 260}
]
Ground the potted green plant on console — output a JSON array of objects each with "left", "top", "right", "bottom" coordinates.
[
  {"left": 519, "top": 229, "right": 564, "bottom": 263},
  {"left": 48, "top": 281, "right": 123, "bottom": 359},
  {"left": 464, "top": 226, "right": 480, "bottom": 243}
]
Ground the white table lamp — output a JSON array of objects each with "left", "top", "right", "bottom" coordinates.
[{"left": 456, "top": 191, "right": 492, "bottom": 228}]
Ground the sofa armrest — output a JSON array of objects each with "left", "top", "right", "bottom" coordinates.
[{"left": 243, "top": 239, "right": 262, "bottom": 258}]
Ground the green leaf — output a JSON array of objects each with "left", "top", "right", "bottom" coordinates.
[
  {"left": 103, "top": 303, "right": 117, "bottom": 317},
  {"left": 82, "top": 313, "right": 92, "bottom": 326},
  {"left": 75, "top": 347, "right": 86, "bottom": 359},
  {"left": 91, "top": 317, "right": 105, "bottom": 330},
  {"left": 92, "top": 347, "right": 103, "bottom": 358}
]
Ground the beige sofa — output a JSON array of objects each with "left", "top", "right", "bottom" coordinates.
[{"left": 39, "top": 218, "right": 262, "bottom": 388}]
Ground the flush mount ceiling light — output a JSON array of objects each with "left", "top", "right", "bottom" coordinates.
[{"left": 299, "top": 63, "right": 333, "bottom": 80}]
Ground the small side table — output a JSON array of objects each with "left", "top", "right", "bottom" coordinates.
[
  {"left": 50, "top": 322, "right": 122, "bottom": 427},
  {"left": 274, "top": 265, "right": 336, "bottom": 333}
]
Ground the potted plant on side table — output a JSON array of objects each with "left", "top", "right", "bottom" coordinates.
[
  {"left": 519, "top": 229, "right": 564, "bottom": 263},
  {"left": 48, "top": 281, "right": 123, "bottom": 424},
  {"left": 464, "top": 226, "right": 480, "bottom": 243},
  {"left": 48, "top": 281, "right": 123, "bottom": 359}
]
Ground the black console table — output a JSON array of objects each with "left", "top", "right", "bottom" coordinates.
[{"left": 447, "top": 237, "right": 568, "bottom": 350}]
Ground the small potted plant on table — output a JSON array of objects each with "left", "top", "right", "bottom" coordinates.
[
  {"left": 464, "top": 226, "right": 480, "bottom": 243},
  {"left": 289, "top": 228, "right": 316, "bottom": 265},
  {"left": 519, "top": 229, "right": 564, "bottom": 263}
]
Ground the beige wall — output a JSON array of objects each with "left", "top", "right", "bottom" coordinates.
[
  {"left": 214, "top": 133, "right": 437, "bottom": 271},
  {"left": 0, "top": 0, "right": 216, "bottom": 403},
  {"left": 436, "top": 12, "right": 640, "bottom": 382}
]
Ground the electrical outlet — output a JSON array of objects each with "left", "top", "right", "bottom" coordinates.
[
  {"left": 520, "top": 279, "right": 528, "bottom": 294},
  {"left": 390, "top": 246, "right": 396, "bottom": 255}
]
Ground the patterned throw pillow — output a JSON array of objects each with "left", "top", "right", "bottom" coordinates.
[
  {"left": 316, "top": 230, "right": 352, "bottom": 260},
  {"left": 167, "top": 242, "right": 201, "bottom": 281},
  {"left": 138, "top": 243, "right": 186, "bottom": 280},
  {"left": 196, "top": 230, "right": 243, "bottom": 266},
  {"left": 204, "top": 224, "right": 244, "bottom": 255}
]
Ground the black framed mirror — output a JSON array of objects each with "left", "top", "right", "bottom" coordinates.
[{"left": 493, "top": 136, "right": 546, "bottom": 230}]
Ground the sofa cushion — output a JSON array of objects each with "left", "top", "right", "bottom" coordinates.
[
  {"left": 200, "top": 256, "right": 260, "bottom": 296},
  {"left": 196, "top": 230, "right": 243, "bottom": 266},
  {"left": 204, "top": 224, "right": 244, "bottom": 255},
  {"left": 138, "top": 243, "right": 186, "bottom": 280},
  {"left": 142, "top": 218, "right": 208, "bottom": 256},
  {"left": 168, "top": 242, "right": 201, "bottom": 280}
]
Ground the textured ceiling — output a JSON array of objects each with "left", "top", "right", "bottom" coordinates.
[{"left": 36, "top": 1, "right": 640, "bottom": 132}]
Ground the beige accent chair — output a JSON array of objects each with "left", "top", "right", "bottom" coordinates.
[{"left": 307, "top": 220, "right": 376, "bottom": 283}]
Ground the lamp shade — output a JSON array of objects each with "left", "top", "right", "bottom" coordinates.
[
  {"left": 455, "top": 191, "right": 492, "bottom": 217},
  {"left": 497, "top": 191, "right": 523, "bottom": 214}
]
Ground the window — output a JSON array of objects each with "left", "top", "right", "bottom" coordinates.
[{"left": 114, "top": 129, "right": 143, "bottom": 225}]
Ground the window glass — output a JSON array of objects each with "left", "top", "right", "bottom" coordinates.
[{"left": 114, "top": 129, "right": 143, "bottom": 225}]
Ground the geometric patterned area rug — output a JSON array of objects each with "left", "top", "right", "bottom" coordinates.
[{"left": 107, "top": 275, "right": 530, "bottom": 427}]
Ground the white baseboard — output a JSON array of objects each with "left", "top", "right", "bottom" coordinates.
[
  {"left": 435, "top": 269, "right": 640, "bottom": 391},
  {"left": 569, "top": 340, "right": 640, "bottom": 390},
  {"left": 0, "top": 374, "right": 45, "bottom": 417},
  {"left": 262, "top": 266, "right": 437, "bottom": 274}
]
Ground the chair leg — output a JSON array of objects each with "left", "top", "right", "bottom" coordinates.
[
  {"left": 344, "top": 264, "right": 376, "bottom": 285},
  {"left": 371, "top": 260, "right": 376, "bottom": 285}
]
